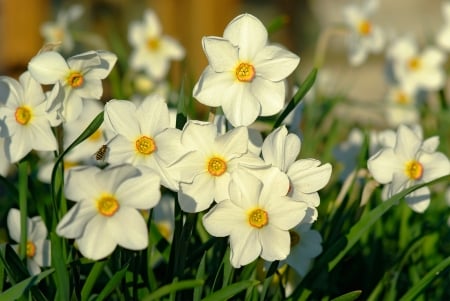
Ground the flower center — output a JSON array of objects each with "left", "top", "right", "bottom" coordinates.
[
  {"left": 289, "top": 230, "right": 301, "bottom": 247},
  {"left": 88, "top": 129, "right": 103, "bottom": 141},
  {"left": 207, "top": 156, "right": 227, "bottom": 176},
  {"left": 66, "top": 71, "right": 84, "bottom": 88},
  {"left": 135, "top": 136, "right": 157, "bottom": 155},
  {"left": 408, "top": 57, "right": 421, "bottom": 71},
  {"left": 248, "top": 208, "right": 268, "bottom": 228},
  {"left": 358, "top": 20, "right": 372, "bottom": 36},
  {"left": 26, "top": 241, "right": 36, "bottom": 258},
  {"left": 395, "top": 91, "right": 410, "bottom": 105},
  {"left": 15, "top": 106, "right": 32, "bottom": 125},
  {"left": 405, "top": 160, "right": 423, "bottom": 180},
  {"left": 147, "top": 38, "right": 160, "bottom": 51},
  {"left": 96, "top": 193, "right": 120, "bottom": 217},
  {"left": 235, "top": 62, "right": 255, "bottom": 82}
]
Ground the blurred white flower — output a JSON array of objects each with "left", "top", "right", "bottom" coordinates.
[
  {"left": 103, "top": 96, "right": 186, "bottom": 190},
  {"left": 128, "top": 9, "right": 185, "bottom": 80},
  {"left": 0, "top": 72, "right": 59, "bottom": 163},
  {"left": 56, "top": 164, "right": 161, "bottom": 260},
  {"left": 384, "top": 84, "right": 420, "bottom": 127},
  {"left": 387, "top": 35, "right": 445, "bottom": 93},
  {"left": 7, "top": 208, "right": 51, "bottom": 276},
  {"left": 170, "top": 121, "right": 267, "bottom": 213},
  {"left": 342, "top": 0, "right": 385, "bottom": 65},
  {"left": 28, "top": 50, "right": 117, "bottom": 121},
  {"left": 436, "top": 2, "right": 450, "bottom": 51},
  {"left": 40, "top": 4, "right": 84, "bottom": 53},
  {"left": 193, "top": 13, "right": 300, "bottom": 126},
  {"left": 367, "top": 125, "right": 450, "bottom": 212},
  {"left": 285, "top": 223, "right": 323, "bottom": 277},
  {"left": 203, "top": 170, "right": 307, "bottom": 268}
]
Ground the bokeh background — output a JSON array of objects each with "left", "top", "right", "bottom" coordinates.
[{"left": 0, "top": 0, "right": 446, "bottom": 124}]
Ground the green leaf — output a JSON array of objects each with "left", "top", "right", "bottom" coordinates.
[
  {"left": 51, "top": 111, "right": 104, "bottom": 207},
  {"left": 193, "top": 254, "right": 207, "bottom": 301},
  {"left": 272, "top": 68, "right": 317, "bottom": 129},
  {"left": 201, "top": 280, "right": 260, "bottom": 301},
  {"left": 81, "top": 261, "right": 107, "bottom": 301},
  {"left": 95, "top": 263, "right": 129, "bottom": 301},
  {"left": 0, "top": 269, "right": 53, "bottom": 300},
  {"left": 141, "top": 279, "right": 204, "bottom": 301},
  {"left": 51, "top": 232, "right": 70, "bottom": 301},
  {"left": 328, "top": 175, "right": 450, "bottom": 271},
  {"left": 398, "top": 255, "right": 450, "bottom": 301},
  {"left": 330, "top": 290, "right": 363, "bottom": 301}
]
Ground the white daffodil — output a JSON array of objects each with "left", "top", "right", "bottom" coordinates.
[
  {"left": 0, "top": 72, "right": 59, "bottom": 163},
  {"left": 384, "top": 84, "right": 420, "bottom": 127},
  {"left": 436, "top": 2, "right": 450, "bottom": 51},
  {"left": 193, "top": 13, "right": 300, "bottom": 127},
  {"left": 103, "top": 96, "right": 186, "bottom": 190},
  {"left": 285, "top": 223, "right": 323, "bottom": 277},
  {"left": 203, "top": 170, "right": 307, "bottom": 268},
  {"left": 40, "top": 4, "right": 84, "bottom": 54},
  {"left": 387, "top": 35, "right": 446, "bottom": 93},
  {"left": 367, "top": 125, "right": 450, "bottom": 212},
  {"left": 28, "top": 50, "right": 117, "bottom": 121},
  {"left": 261, "top": 126, "right": 332, "bottom": 221},
  {"left": 342, "top": 0, "right": 384, "bottom": 66},
  {"left": 0, "top": 137, "right": 12, "bottom": 177},
  {"left": 169, "top": 121, "right": 267, "bottom": 213},
  {"left": 56, "top": 164, "right": 161, "bottom": 260},
  {"left": 128, "top": 9, "right": 185, "bottom": 80},
  {"left": 7, "top": 208, "right": 51, "bottom": 276}
]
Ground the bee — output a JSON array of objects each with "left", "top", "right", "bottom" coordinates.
[{"left": 95, "top": 144, "right": 109, "bottom": 161}]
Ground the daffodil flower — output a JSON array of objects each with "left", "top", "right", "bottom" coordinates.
[
  {"left": 368, "top": 125, "right": 450, "bottom": 212},
  {"left": 193, "top": 13, "right": 300, "bottom": 126},
  {"left": 40, "top": 4, "right": 84, "bottom": 53},
  {"left": 170, "top": 121, "right": 267, "bottom": 213},
  {"left": 128, "top": 9, "right": 185, "bottom": 80},
  {"left": 342, "top": 0, "right": 384, "bottom": 65},
  {"left": 7, "top": 208, "right": 51, "bottom": 276},
  {"left": 203, "top": 170, "right": 307, "bottom": 268},
  {"left": 387, "top": 35, "right": 445, "bottom": 93},
  {"left": 56, "top": 164, "right": 161, "bottom": 260},
  {"left": 103, "top": 96, "right": 187, "bottom": 190},
  {"left": 0, "top": 72, "right": 59, "bottom": 163},
  {"left": 28, "top": 50, "right": 117, "bottom": 121}
]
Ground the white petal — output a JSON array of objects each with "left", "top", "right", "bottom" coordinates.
[
  {"left": 154, "top": 128, "right": 186, "bottom": 165},
  {"left": 137, "top": 96, "right": 170, "bottom": 135},
  {"left": 33, "top": 239, "right": 51, "bottom": 267},
  {"left": 260, "top": 226, "right": 290, "bottom": 261},
  {"left": 116, "top": 170, "right": 161, "bottom": 209},
  {"left": 56, "top": 201, "right": 97, "bottom": 239},
  {"left": 221, "top": 84, "right": 260, "bottom": 127},
  {"left": 181, "top": 121, "right": 217, "bottom": 153},
  {"left": 405, "top": 186, "right": 430, "bottom": 213},
  {"left": 254, "top": 45, "right": 300, "bottom": 81},
  {"left": 64, "top": 166, "right": 101, "bottom": 201},
  {"left": 229, "top": 169, "right": 263, "bottom": 209},
  {"left": 178, "top": 173, "right": 215, "bottom": 212},
  {"left": 287, "top": 160, "right": 332, "bottom": 193},
  {"left": 193, "top": 66, "right": 236, "bottom": 108},
  {"left": 229, "top": 227, "right": 260, "bottom": 268},
  {"left": 420, "top": 152, "right": 450, "bottom": 182},
  {"left": 202, "top": 200, "right": 247, "bottom": 237},
  {"left": 202, "top": 37, "right": 238, "bottom": 72},
  {"left": 6, "top": 208, "right": 22, "bottom": 242},
  {"left": 28, "top": 51, "right": 68, "bottom": 84},
  {"left": 108, "top": 208, "right": 148, "bottom": 250},
  {"left": 214, "top": 126, "right": 248, "bottom": 159},
  {"left": 76, "top": 216, "right": 116, "bottom": 260},
  {"left": 250, "top": 77, "right": 286, "bottom": 116},
  {"left": 367, "top": 149, "right": 397, "bottom": 184},
  {"left": 224, "top": 14, "right": 268, "bottom": 60},
  {"left": 104, "top": 100, "right": 140, "bottom": 138},
  {"left": 266, "top": 197, "right": 307, "bottom": 230}
]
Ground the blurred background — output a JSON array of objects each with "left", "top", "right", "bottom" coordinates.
[{"left": 0, "top": 0, "right": 446, "bottom": 116}]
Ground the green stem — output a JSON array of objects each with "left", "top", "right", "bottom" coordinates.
[
  {"left": 18, "top": 160, "right": 28, "bottom": 261},
  {"left": 438, "top": 88, "right": 448, "bottom": 111}
]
